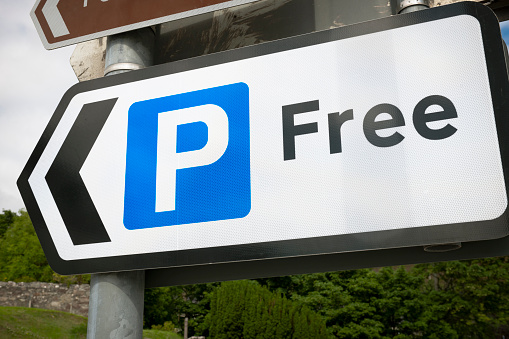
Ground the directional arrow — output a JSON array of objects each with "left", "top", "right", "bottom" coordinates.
[
  {"left": 30, "top": 0, "right": 261, "bottom": 49},
  {"left": 45, "top": 98, "right": 117, "bottom": 245},
  {"left": 41, "top": 0, "right": 69, "bottom": 38}
]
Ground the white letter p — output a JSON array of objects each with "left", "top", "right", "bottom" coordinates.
[{"left": 155, "top": 104, "right": 229, "bottom": 213}]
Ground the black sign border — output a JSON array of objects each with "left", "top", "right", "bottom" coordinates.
[{"left": 18, "top": 2, "right": 509, "bottom": 275}]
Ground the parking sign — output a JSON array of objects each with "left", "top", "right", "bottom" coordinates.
[{"left": 19, "top": 3, "right": 509, "bottom": 275}]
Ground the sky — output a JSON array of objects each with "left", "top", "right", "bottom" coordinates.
[
  {"left": 0, "top": 1, "right": 509, "bottom": 212},
  {"left": 0, "top": 0, "right": 75, "bottom": 211}
]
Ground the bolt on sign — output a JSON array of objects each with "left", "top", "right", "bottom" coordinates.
[
  {"left": 19, "top": 3, "right": 509, "bottom": 276},
  {"left": 31, "top": 0, "right": 262, "bottom": 49}
]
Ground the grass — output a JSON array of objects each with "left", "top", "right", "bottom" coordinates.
[
  {"left": 0, "top": 306, "right": 87, "bottom": 338},
  {"left": 0, "top": 306, "right": 183, "bottom": 339},
  {"left": 142, "top": 329, "right": 183, "bottom": 339}
]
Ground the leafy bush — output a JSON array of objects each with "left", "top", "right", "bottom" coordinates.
[
  {"left": 151, "top": 321, "right": 178, "bottom": 332},
  {"left": 203, "top": 280, "right": 327, "bottom": 338},
  {"left": 0, "top": 210, "right": 89, "bottom": 284}
]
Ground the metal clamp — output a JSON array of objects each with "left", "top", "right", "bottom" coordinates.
[
  {"left": 424, "top": 243, "right": 462, "bottom": 253},
  {"left": 104, "top": 62, "right": 144, "bottom": 76},
  {"left": 398, "top": 0, "right": 430, "bottom": 14}
]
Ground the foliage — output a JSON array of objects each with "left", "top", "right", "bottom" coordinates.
[
  {"left": 259, "top": 261, "right": 509, "bottom": 338},
  {"left": 2, "top": 208, "right": 509, "bottom": 337},
  {"left": 0, "top": 210, "right": 15, "bottom": 238},
  {"left": 0, "top": 306, "right": 87, "bottom": 338},
  {"left": 203, "top": 280, "right": 327, "bottom": 338},
  {"left": 52, "top": 273, "right": 91, "bottom": 286},
  {"left": 0, "top": 210, "right": 54, "bottom": 282},
  {"left": 151, "top": 321, "right": 178, "bottom": 332},
  {"left": 142, "top": 329, "right": 183, "bottom": 339},
  {"left": 0, "top": 210, "right": 89, "bottom": 284},
  {"left": 259, "top": 268, "right": 425, "bottom": 338},
  {"left": 145, "top": 260, "right": 509, "bottom": 338},
  {"left": 144, "top": 283, "right": 216, "bottom": 336},
  {"left": 414, "top": 258, "right": 509, "bottom": 338}
]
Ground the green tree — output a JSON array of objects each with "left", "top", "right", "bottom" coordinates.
[
  {"left": 0, "top": 210, "right": 54, "bottom": 282},
  {"left": 0, "top": 209, "right": 15, "bottom": 238},
  {"left": 203, "top": 280, "right": 326, "bottom": 338},
  {"left": 372, "top": 266, "right": 427, "bottom": 337},
  {"left": 261, "top": 268, "right": 427, "bottom": 338},
  {"left": 0, "top": 210, "right": 90, "bottom": 284},
  {"left": 414, "top": 258, "right": 509, "bottom": 338},
  {"left": 146, "top": 260, "right": 509, "bottom": 338},
  {"left": 144, "top": 283, "right": 216, "bottom": 336},
  {"left": 260, "top": 261, "right": 509, "bottom": 338}
]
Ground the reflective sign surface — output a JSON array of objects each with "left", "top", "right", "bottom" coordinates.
[{"left": 19, "top": 3, "right": 509, "bottom": 274}]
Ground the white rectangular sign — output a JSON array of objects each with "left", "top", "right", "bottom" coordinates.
[{"left": 19, "top": 2, "right": 509, "bottom": 274}]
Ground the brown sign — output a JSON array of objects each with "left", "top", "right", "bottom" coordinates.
[{"left": 31, "top": 0, "right": 261, "bottom": 49}]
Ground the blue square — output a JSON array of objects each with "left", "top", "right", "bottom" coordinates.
[{"left": 124, "top": 83, "right": 251, "bottom": 229}]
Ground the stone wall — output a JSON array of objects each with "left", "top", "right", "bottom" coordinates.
[{"left": 0, "top": 281, "right": 90, "bottom": 317}]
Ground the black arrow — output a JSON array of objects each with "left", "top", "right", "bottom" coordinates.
[{"left": 46, "top": 98, "right": 118, "bottom": 245}]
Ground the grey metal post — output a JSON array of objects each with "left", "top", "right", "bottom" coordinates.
[
  {"left": 87, "top": 27, "right": 155, "bottom": 339},
  {"left": 87, "top": 271, "right": 146, "bottom": 338},
  {"left": 104, "top": 28, "right": 155, "bottom": 76},
  {"left": 398, "top": 0, "right": 429, "bottom": 14}
]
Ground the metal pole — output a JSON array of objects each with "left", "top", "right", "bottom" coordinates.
[
  {"left": 398, "top": 0, "right": 429, "bottom": 14},
  {"left": 104, "top": 28, "right": 155, "bottom": 76},
  {"left": 184, "top": 317, "right": 189, "bottom": 339},
  {"left": 87, "top": 27, "right": 155, "bottom": 339},
  {"left": 87, "top": 271, "right": 145, "bottom": 339}
]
